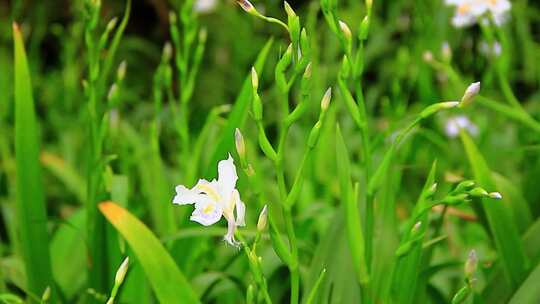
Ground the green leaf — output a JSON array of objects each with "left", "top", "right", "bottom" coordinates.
[
  {"left": 50, "top": 210, "right": 86, "bottom": 300},
  {"left": 508, "top": 262, "right": 540, "bottom": 304},
  {"left": 204, "top": 38, "right": 274, "bottom": 179},
  {"left": 99, "top": 201, "right": 200, "bottom": 304},
  {"left": 13, "top": 22, "right": 55, "bottom": 302},
  {"left": 335, "top": 124, "right": 368, "bottom": 285},
  {"left": 460, "top": 130, "right": 528, "bottom": 288}
]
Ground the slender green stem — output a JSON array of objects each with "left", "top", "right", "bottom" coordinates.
[{"left": 283, "top": 208, "right": 299, "bottom": 304}]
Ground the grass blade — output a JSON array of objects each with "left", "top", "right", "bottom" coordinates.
[
  {"left": 12, "top": 22, "right": 55, "bottom": 302},
  {"left": 99, "top": 201, "right": 200, "bottom": 304},
  {"left": 508, "top": 262, "right": 540, "bottom": 304},
  {"left": 203, "top": 38, "right": 273, "bottom": 178},
  {"left": 335, "top": 124, "right": 368, "bottom": 285}
]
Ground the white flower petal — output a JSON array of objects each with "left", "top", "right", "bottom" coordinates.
[
  {"left": 190, "top": 199, "right": 223, "bottom": 226},
  {"left": 173, "top": 185, "right": 201, "bottom": 205},
  {"left": 234, "top": 191, "right": 246, "bottom": 227},
  {"left": 224, "top": 217, "right": 239, "bottom": 246},
  {"left": 217, "top": 154, "right": 238, "bottom": 200}
]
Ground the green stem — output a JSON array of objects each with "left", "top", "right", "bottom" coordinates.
[{"left": 283, "top": 208, "right": 299, "bottom": 304}]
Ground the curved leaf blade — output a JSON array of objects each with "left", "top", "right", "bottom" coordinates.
[{"left": 99, "top": 201, "right": 200, "bottom": 304}]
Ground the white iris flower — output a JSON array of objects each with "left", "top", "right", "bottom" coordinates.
[{"left": 173, "top": 154, "right": 246, "bottom": 246}]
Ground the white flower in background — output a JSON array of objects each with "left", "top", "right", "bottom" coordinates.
[
  {"left": 444, "top": 115, "right": 479, "bottom": 138},
  {"left": 173, "top": 154, "right": 246, "bottom": 246},
  {"left": 194, "top": 0, "right": 217, "bottom": 13},
  {"left": 445, "top": 0, "right": 511, "bottom": 27},
  {"left": 485, "top": 0, "right": 511, "bottom": 25},
  {"left": 479, "top": 40, "right": 502, "bottom": 57}
]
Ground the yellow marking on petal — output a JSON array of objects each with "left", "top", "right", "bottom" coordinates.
[
  {"left": 197, "top": 183, "right": 220, "bottom": 202},
  {"left": 203, "top": 203, "right": 214, "bottom": 214},
  {"left": 458, "top": 3, "right": 471, "bottom": 14}
]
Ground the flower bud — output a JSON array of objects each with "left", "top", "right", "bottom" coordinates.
[
  {"left": 237, "top": 0, "right": 257, "bottom": 14},
  {"left": 469, "top": 187, "right": 488, "bottom": 198},
  {"left": 488, "top": 192, "right": 502, "bottom": 199},
  {"left": 251, "top": 67, "right": 258, "bottom": 90},
  {"left": 235, "top": 128, "right": 246, "bottom": 159},
  {"left": 284, "top": 1, "right": 296, "bottom": 17},
  {"left": 358, "top": 16, "right": 370, "bottom": 40},
  {"left": 106, "top": 17, "right": 118, "bottom": 32},
  {"left": 257, "top": 205, "right": 268, "bottom": 231},
  {"left": 425, "top": 182, "right": 437, "bottom": 197},
  {"left": 339, "top": 20, "right": 352, "bottom": 40},
  {"left": 464, "top": 249, "right": 477, "bottom": 279},
  {"left": 163, "top": 42, "right": 173, "bottom": 62},
  {"left": 455, "top": 180, "right": 475, "bottom": 192},
  {"left": 107, "top": 84, "right": 118, "bottom": 101},
  {"left": 412, "top": 221, "right": 422, "bottom": 234},
  {"left": 303, "top": 62, "right": 312, "bottom": 79},
  {"left": 41, "top": 286, "right": 51, "bottom": 302},
  {"left": 321, "top": 87, "right": 332, "bottom": 111},
  {"left": 115, "top": 257, "right": 129, "bottom": 285},
  {"left": 117, "top": 60, "right": 127, "bottom": 81},
  {"left": 459, "top": 82, "right": 480, "bottom": 107}
]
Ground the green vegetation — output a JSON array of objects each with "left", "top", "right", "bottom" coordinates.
[{"left": 1, "top": 0, "right": 540, "bottom": 303}]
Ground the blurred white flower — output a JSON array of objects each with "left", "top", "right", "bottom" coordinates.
[
  {"left": 479, "top": 40, "right": 502, "bottom": 57},
  {"left": 444, "top": 115, "right": 479, "bottom": 138},
  {"left": 194, "top": 0, "right": 217, "bottom": 13},
  {"left": 486, "top": 0, "right": 511, "bottom": 25},
  {"left": 445, "top": 0, "right": 511, "bottom": 27},
  {"left": 173, "top": 154, "right": 246, "bottom": 246}
]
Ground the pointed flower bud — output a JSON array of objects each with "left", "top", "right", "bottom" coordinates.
[
  {"left": 303, "top": 62, "right": 312, "bottom": 78},
  {"left": 412, "top": 221, "right": 422, "bottom": 233},
  {"left": 284, "top": 1, "right": 296, "bottom": 17},
  {"left": 106, "top": 17, "right": 118, "bottom": 32},
  {"left": 427, "top": 182, "right": 438, "bottom": 196},
  {"left": 339, "top": 20, "right": 352, "bottom": 40},
  {"left": 115, "top": 257, "right": 129, "bottom": 286},
  {"left": 464, "top": 249, "right": 478, "bottom": 279},
  {"left": 459, "top": 82, "right": 480, "bottom": 107},
  {"left": 469, "top": 187, "right": 488, "bottom": 198},
  {"left": 251, "top": 67, "right": 258, "bottom": 90},
  {"left": 257, "top": 205, "right": 268, "bottom": 232},
  {"left": 358, "top": 16, "right": 370, "bottom": 40},
  {"left": 117, "top": 60, "right": 127, "bottom": 81},
  {"left": 107, "top": 84, "right": 118, "bottom": 101},
  {"left": 163, "top": 42, "right": 173, "bottom": 62},
  {"left": 41, "top": 286, "right": 51, "bottom": 302},
  {"left": 237, "top": 0, "right": 257, "bottom": 14},
  {"left": 455, "top": 180, "right": 475, "bottom": 192},
  {"left": 321, "top": 87, "right": 332, "bottom": 111},
  {"left": 488, "top": 192, "right": 502, "bottom": 199},
  {"left": 235, "top": 128, "right": 246, "bottom": 159}
]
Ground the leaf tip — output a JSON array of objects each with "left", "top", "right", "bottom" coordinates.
[{"left": 99, "top": 201, "right": 124, "bottom": 223}]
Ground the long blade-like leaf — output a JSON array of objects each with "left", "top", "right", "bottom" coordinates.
[
  {"left": 13, "top": 22, "right": 55, "bottom": 302},
  {"left": 99, "top": 201, "right": 200, "bottom": 304},
  {"left": 204, "top": 38, "right": 274, "bottom": 178}
]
